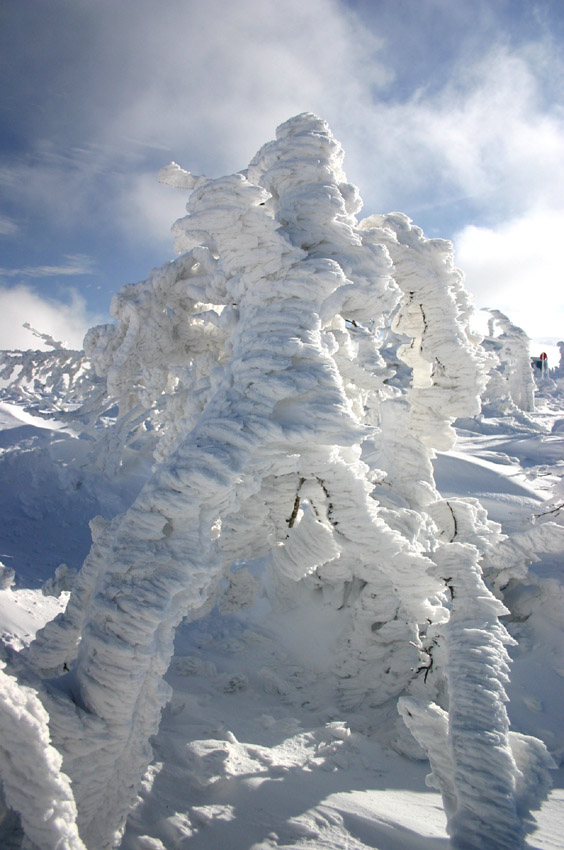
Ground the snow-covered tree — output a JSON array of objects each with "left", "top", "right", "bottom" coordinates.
[
  {"left": 479, "top": 308, "right": 536, "bottom": 413},
  {"left": 0, "top": 114, "right": 553, "bottom": 849},
  {"left": 0, "top": 663, "right": 84, "bottom": 850}
]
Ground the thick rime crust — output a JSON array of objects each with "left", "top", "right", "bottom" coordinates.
[
  {"left": 0, "top": 663, "right": 85, "bottom": 850},
  {"left": 480, "top": 309, "right": 535, "bottom": 413},
  {"left": 400, "top": 519, "right": 555, "bottom": 850},
  {"left": 360, "top": 212, "right": 490, "bottom": 451},
  {"left": 18, "top": 113, "right": 553, "bottom": 850}
]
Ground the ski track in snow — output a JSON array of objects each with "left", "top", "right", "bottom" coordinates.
[{"left": 0, "top": 401, "right": 562, "bottom": 848}]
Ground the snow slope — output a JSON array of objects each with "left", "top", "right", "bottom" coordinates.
[
  {"left": 0, "top": 398, "right": 562, "bottom": 850},
  {"left": 0, "top": 402, "right": 147, "bottom": 590}
]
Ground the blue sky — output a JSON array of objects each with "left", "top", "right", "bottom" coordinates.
[{"left": 1, "top": 0, "right": 563, "bottom": 357}]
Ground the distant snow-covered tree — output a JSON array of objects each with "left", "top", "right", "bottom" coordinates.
[
  {"left": 479, "top": 308, "right": 535, "bottom": 413},
  {"left": 0, "top": 345, "right": 99, "bottom": 417}
]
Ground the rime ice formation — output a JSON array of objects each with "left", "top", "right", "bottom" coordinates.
[
  {"left": 437, "top": 543, "right": 525, "bottom": 849},
  {"left": 0, "top": 663, "right": 85, "bottom": 850},
  {"left": 361, "top": 213, "right": 488, "bottom": 451},
  {"left": 400, "top": 538, "right": 555, "bottom": 849},
  {"left": 29, "top": 113, "right": 434, "bottom": 848},
  {"left": 399, "top": 493, "right": 556, "bottom": 848},
  {"left": 480, "top": 309, "right": 535, "bottom": 413},
  {"left": 22, "top": 322, "right": 67, "bottom": 351},
  {"left": 10, "top": 114, "right": 553, "bottom": 848},
  {"left": 0, "top": 346, "right": 98, "bottom": 416},
  {"left": 554, "top": 341, "right": 564, "bottom": 382}
]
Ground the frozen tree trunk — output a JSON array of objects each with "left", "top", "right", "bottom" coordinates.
[
  {"left": 436, "top": 542, "right": 524, "bottom": 850},
  {"left": 400, "top": 502, "right": 553, "bottom": 850},
  {"left": 338, "top": 213, "right": 494, "bottom": 714},
  {"left": 356, "top": 221, "right": 550, "bottom": 845},
  {"left": 355, "top": 212, "right": 488, "bottom": 530}
]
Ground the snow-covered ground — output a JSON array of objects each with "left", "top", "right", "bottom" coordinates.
[{"left": 0, "top": 396, "right": 562, "bottom": 850}]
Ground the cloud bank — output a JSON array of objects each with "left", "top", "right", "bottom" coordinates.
[{"left": 455, "top": 208, "right": 564, "bottom": 344}]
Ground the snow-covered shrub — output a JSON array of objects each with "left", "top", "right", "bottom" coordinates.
[
  {"left": 42, "top": 563, "right": 77, "bottom": 598},
  {"left": 82, "top": 248, "right": 230, "bottom": 471},
  {"left": 549, "top": 341, "right": 564, "bottom": 391}
]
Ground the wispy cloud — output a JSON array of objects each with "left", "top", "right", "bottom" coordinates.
[
  {"left": 4, "top": 1, "right": 562, "bottom": 241},
  {"left": 0, "top": 254, "right": 95, "bottom": 280},
  {"left": 0, "top": 215, "right": 18, "bottom": 237},
  {"left": 0, "top": 0, "right": 387, "bottom": 247},
  {"left": 115, "top": 173, "right": 189, "bottom": 252},
  {"left": 346, "top": 42, "right": 564, "bottom": 224}
]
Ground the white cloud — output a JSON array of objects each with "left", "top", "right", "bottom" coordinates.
[
  {"left": 348, "top": 43, "right": 564, "bottom": 217},
  {"left": 0, "top": 153, "right": 115, "bottom": 235},
  {"left": 453, "top": 208, "right": 564, "bottom": 342},
  {"left": 0, "top": 0, "right": 388, "bottom": 249},
  {"left": 101, "top": 0, "right": 386, "bottom": 155},
  {"left": 1, "top": 0, "right": 563, "bottom": 337},
  {"left": 0, "top": 285, "right": 101, "bottom": 351},
  {"left": 115, "top": 173, "right": 189, "bottom": 252},
  {"left": 102, "top": 0, "right": 388, "bottom": 245},
  {"left": 0, "top": 215, "right": 18, "bottom": 237},
  {"left": 0, "top": 254, "right": 95, "bottom": 279}
]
